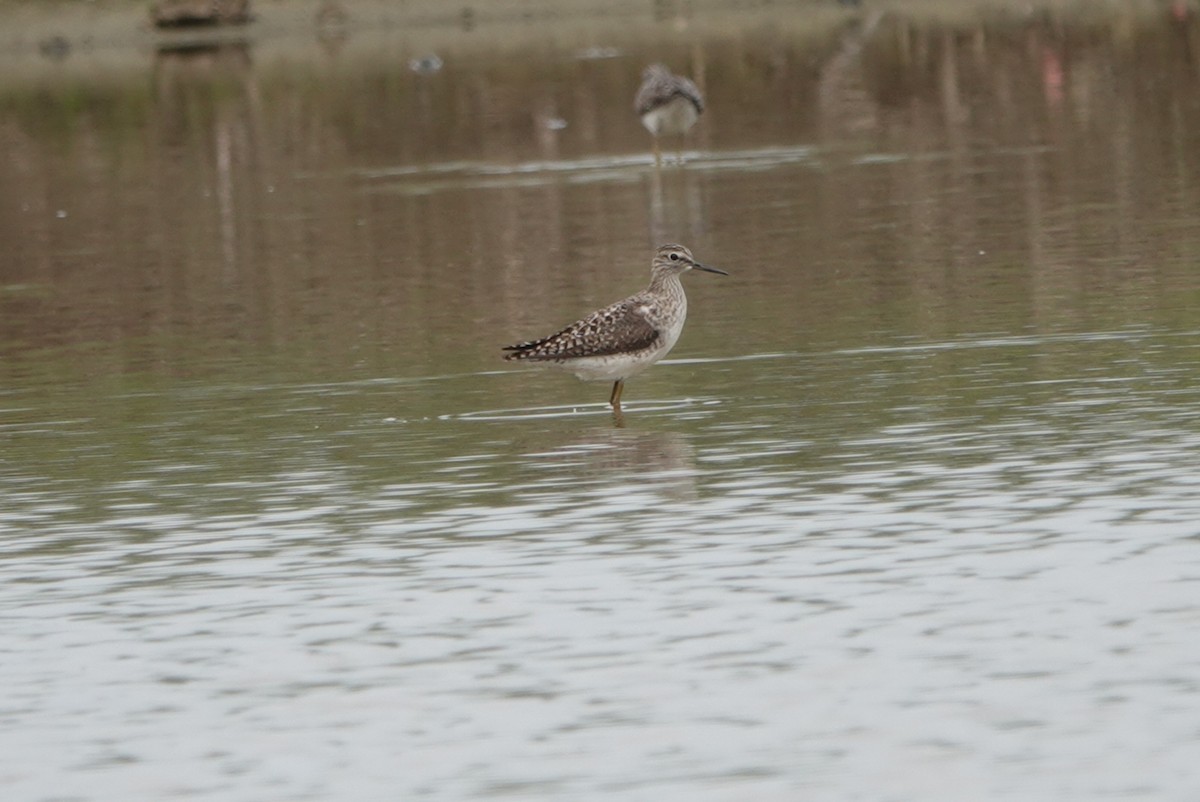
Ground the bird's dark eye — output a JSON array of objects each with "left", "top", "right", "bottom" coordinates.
[{"left": 669, "top": 253, "right": 679, "bottom": 261}]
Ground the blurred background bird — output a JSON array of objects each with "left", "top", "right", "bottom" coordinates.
[{"left": 634, "top": 63, "right": 704, "bottom": 167}]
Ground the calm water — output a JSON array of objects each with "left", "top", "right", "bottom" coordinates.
[{"left": 3, "top": 3, "right": 1200, "bottom": 800}]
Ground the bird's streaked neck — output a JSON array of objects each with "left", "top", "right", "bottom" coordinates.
[{"left": 648, "top": 268, "right": 687, "bottom": 295}]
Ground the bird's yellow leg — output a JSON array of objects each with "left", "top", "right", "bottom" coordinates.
[{"left": 609, "top": 380, "right": 625, "bottom": 409}]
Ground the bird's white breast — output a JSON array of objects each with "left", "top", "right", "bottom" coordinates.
[{"left": 640, "top": 96, "right": 701, "bottom": 137}]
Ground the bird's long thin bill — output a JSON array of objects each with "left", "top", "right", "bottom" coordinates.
[{"left": 694, "top": 263, "right": 729, "bottom": 276}]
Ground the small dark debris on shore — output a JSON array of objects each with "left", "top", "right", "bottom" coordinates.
[{"left": 151, "top": 0, "right": 252, "bottom": 29}]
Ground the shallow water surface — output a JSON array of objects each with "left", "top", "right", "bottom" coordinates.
[{"left": 3, "top": 3, "right": 1200, "bottom": 800}]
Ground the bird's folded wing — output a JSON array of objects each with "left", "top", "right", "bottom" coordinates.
[
  {"left": 504, "top": 299, "right": 661, "bottom": 361},
  {"left": 635, "top": 75, "right": 704, "bottom": 115}
]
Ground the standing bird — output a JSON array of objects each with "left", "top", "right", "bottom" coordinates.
[
  {"left": 502, "top": 244, "right": 727, "bottom": 411},
  {"left": 635, "top": 64, "right": 705, "bottom": 167}
]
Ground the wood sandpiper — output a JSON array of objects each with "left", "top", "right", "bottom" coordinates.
[
  {"left": 635, "top": 64, "right": 704, "bottom": 166},
  {"left": 502, "top": 244, "right": 727, "bottom": 411}
]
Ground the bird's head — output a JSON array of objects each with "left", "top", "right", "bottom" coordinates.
[{"left": 651, "top": 243, "right": 728, "bottom": 278}]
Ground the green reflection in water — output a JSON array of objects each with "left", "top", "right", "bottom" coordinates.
[{"left": 2, "top": 1, "right": 1200, "bottom": 537}]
